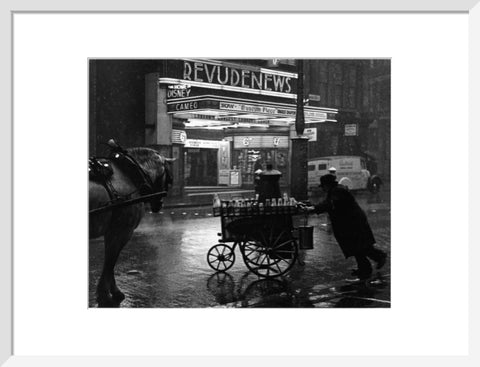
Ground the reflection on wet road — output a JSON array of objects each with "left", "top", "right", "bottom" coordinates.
[{"left": 89, "top": 191, "right": 390, "bottom": 308}]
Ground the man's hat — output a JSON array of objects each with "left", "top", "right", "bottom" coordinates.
[
  {"left": 319, "top": 173, "right": 337, "bottom": 187},
  {"left": 328, "top": 166, "right": 337, "bottom": 172}
]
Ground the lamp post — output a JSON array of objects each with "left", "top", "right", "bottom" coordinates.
[
  {"left": 290, "top": 59, "right": 309, "bottom": 200},
  {"left": 295, "top": 59, "right": 306, "bottom": 136}
]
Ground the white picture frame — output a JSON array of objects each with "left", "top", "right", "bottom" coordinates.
[{"left": 2, "top": 0, "right": 479, "bottom": 366}]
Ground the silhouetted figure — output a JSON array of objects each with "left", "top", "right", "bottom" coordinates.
[
  {"left": 257, "top": 163, "right": 281, "bottom": 202},
  {"left": 304, "top": 174, "right": 386, "bottom": 280}
]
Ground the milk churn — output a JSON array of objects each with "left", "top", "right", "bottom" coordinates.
[
  {"left": 257, "top": 164, "right": 282, "bottom": 203},
  {"left": 298, "top": 224, "right": 314, "bottom": 249}
]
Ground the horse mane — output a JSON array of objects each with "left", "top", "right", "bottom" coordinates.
[
  {"left": 127, "top": 147, "right": 163, "bottom": 170},
  {"left": 125, "top": 147, "right": 172, "bottom": 189}
]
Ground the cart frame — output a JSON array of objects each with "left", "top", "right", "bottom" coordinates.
[{"left": 207, "top": 200, "right": 304, "bottom": 278}]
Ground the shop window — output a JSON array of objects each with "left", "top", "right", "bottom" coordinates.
[
  {"left": 233, "top": 148, "right": 289, "bottom": 187},
  {"left": 275, "top": 149, "right": 289, "bottom": 186},
  {"left": 184, "top": 148, "right": 218, "bottom": 186}
]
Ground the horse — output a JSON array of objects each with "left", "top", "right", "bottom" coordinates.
[{"left": 89, "top": 143, "right": 174, "bottom": 307}]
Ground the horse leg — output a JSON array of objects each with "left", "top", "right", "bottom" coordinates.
[{"left": 96, "top": 227, "right": 134, "bottom": 306}]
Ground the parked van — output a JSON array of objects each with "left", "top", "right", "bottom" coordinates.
[{"left": 308, "top": 155, "right": 382, "bottom": 192}]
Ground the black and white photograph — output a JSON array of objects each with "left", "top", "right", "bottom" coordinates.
[
  {"left": 88, "top": 58, "right": 391, "bottom": 308},
  {"left": 6, "top": 5, "right": 474, "bottom": 363}
]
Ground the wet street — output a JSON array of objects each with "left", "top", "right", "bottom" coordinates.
[{"left": 89, "top": 191, "right": 390, "bottom": 308}]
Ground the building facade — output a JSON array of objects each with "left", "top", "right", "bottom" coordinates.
[
  {"left": 89, "top": 59, "right": 390, "bottom": 196},
  {"left": 306, "top": 59, "right": 391, "bottom": 179}
]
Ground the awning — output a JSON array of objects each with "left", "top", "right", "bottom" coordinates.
[{"left": 166, "top": 95, "right": 338, "bottom": 129}]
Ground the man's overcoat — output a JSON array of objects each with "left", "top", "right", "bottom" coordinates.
[{"left": 314, "top": 184, "right": 376, "bottom": 258}]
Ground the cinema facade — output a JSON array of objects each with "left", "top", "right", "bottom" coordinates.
[{"left": 89, "top": 59, "right": 339, "bottom": 196}]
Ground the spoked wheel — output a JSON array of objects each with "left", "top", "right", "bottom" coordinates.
[
  {"left": 241, "top": 240, "right": 265, "bottom": 265},
  {"left": 241, "top": 229, "right": 298, "bottom": 278},
  {"left": 207, "top": 244, "right": 236, "bottom": 272}
]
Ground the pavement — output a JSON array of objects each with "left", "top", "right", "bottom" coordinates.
[
  {"left": 162, "top": 183, "right": 391, "bottom": 210},
  {"left": 162, "top": 186, "right": 255, "bottom": 209},
  {"left": 90, "top": 184, "right": 390, "bottom": 308},
  {"left": 161, "top": 186, "right": 391, "bottom": 308},
  {"left": 215, "top": 272, "right": 391, "bottom": 308}
]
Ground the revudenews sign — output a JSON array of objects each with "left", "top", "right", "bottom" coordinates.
[
  {"left": 165, "top": 60, "right": 297, "bottom": 95},
  {"left": 183, "top": 61, "right": 294, "bottom": 93}
]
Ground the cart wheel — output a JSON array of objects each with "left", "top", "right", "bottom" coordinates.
[
  {"left": 241, "top": 230, "right": 298, "bottom": 278},
  {"left": 240, "top": 240, "right": 265, "bottom": 264},
  {"left": 207, "top": 244, "right": 236, "bottom": 272}
]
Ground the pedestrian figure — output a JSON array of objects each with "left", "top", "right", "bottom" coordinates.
[
  {"left": 254, "top": 168, "right": 262, "bottom": 196},
  {"left": 302, "top": 174, "right": 386, "bottom": 280},
  {"left": 328, "top": 166, "right": 337, "bottom": 175},
  {"left": 254, "top": 158, "right": 263, "bottom": 172},
  {"left": 253, "top": 159, "right": 263, "bottom": 196}
]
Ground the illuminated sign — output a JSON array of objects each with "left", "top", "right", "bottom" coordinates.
[
  {"left": 161, "top": 60, "right": 298, "bottom": 98},
  {"left": 344, "top": 124, "right": 358, "bottom": 136},
  {"left": 171, "top": 129, "right": 187, "bottom": 144},
  {"left": 184, "top": 139, "right": 222, "bottom": 149},
  {"left": 176, "top": 102, "right": 197, "bottom": 111},
  {"left": 220, "top": 102, "right": 277, "bottom": 115},
  {"left": 169, "top": 101, "right": 200, "bottom": 112},
  {"left": 305, "top": 111, "right": 327, "bottom": 120},
  {"left": 303, "top": 128, "right": 317, "bottom": 141},
  {"left": 183, "top": 60, "right": 293, "bottom": 93},
  {"left": 166, "top": 97, "right": 337, "bottom": 122},
  {"left": 233, "top": 135, "right": 289, "bottom": 149},
  {"left": 267, "top": 59, "right": 296, "bottom": 67},
  {"left": 167, "top": 86, "right": 192, "bottom": 99},
  {"left": 167, "top": 99, "right": 217, "bottom": 113},
  {"left": 219, "top": 101, "right": 327, "bottom": 120}
]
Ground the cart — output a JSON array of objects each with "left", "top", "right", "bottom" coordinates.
[{"left": 207, "top": 200, "right": 307, "bottom": 278}]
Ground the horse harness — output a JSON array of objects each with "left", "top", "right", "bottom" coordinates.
[{"left": 89, "top": 146, "right": 166, "bottom": 208}]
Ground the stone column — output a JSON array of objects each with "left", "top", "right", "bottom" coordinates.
[
  {"left": 145, "top": 73, "right": 172, "bottom": 154},
  {"left": 290, "top": 136, "right": 309, "bottom": 201},
  {"left": 290, "top": 59, "right": 309, "bottom": 201}
]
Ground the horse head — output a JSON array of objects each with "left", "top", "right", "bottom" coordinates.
[
  {"left": 150, "top": 155, "right": 175, "bottom": 213},
  {"left": 126, "top": 147, "right": 176, "bottom": 213}
]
